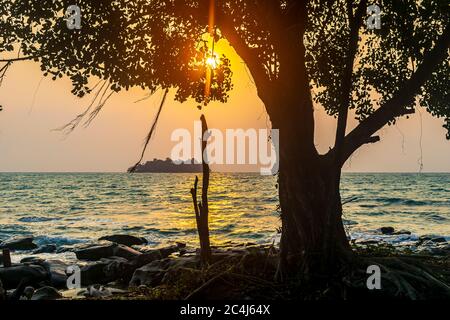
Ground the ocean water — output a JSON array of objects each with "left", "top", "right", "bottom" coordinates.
[{"left": 0, "top": 173, "right": 449, "bottom": 262}]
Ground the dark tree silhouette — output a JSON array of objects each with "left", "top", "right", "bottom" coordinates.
[{"left": 1, "top": 0, "right": 449, "bottom": 277}]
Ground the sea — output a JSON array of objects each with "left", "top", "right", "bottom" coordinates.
[{"left": 0, "top": 173, "right": 449, "bottom": 263}]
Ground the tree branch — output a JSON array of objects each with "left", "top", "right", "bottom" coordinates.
[
  {"left": 336, "top": 23, "right": 450, "bottom": 165},
  {"left": 217, "top": 13, "right": 273, "bottom": 101},
  {"left": 0, "top": 56, "right": 37, "bottom": 63},
  {"left": 333, "top": 0, "right": 367, "bottom": 164}
]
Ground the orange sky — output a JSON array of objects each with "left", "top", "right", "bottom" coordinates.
[{"left": 0, "top": 39, "right": 449, "bottom": 172}]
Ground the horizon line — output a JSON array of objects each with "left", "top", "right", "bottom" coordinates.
[{"left": 0, "top": 171, "right": 449, "bottom": 174}]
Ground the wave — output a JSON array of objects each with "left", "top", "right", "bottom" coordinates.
[
  {"left": 377, "top": 197, "right": 429, "bottom": 206},
  {"left": 35, "top": 235, "right": 88, "bottom": 246},
  {"left": 18, "top": 216, "right": 60, "bottom": 223}
]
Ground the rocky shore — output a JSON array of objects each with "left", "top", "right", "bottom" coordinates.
[
  {"left": 0, "top": 233, "right": 278, "bottom": 300},
  {"left": 0, "top": 227, "right": 449, "bottom": 300}
]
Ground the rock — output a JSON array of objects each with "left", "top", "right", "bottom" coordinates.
[
  {"left": 80, "top": 257, "right": 133, "bottom": 286},
  {"left": 31, "top": 286, "right": 62, "bottom": 300},
  {"left": 21, "top": 257, "right": 45, "bottom": 264},
  {"left": 354, "top": 239, "right": 380, "bottom": 245},
  {"left": 393, "top": 230, "right": 412, "bottom": 235},
  {"left": 18, "top": 257, "right": 69, "bottom": 288},
  {"left": 0, "top": 236, "right": 38, "bottom": 251},
  {"left": 98, "top": 234, "right": 148, "bottom": 247},
  {"left": 0, "top": 264, "right": 49, "bottom": 289},
  {"left": 159, "top": 243, "right": 186, "bottom": 257},
  {"left": 380, "top": 227, "right": 395, "bottom": 235},
  {"left": 133, "top": 250, "right": 163, "bottom": 267},
  {"left": 419, "top": 235, "right": 433, "bottom": 241},
  {"left": 132, "top": 243, "right": 188, "bottom": 269},
  {"left": 129, "top": 259, "right": 171, "bottom": 287},
  {"left": 43, "top": 260, "right": 69, "bottom": 289},
  {"left": 417, "top": 235, "right": 447, "bottom": 245},
  {"left": 33, "top": 244, "right": 57, "bottom": 254},
  {"left": 129, "top": 256, "right": 199, "bottom": 288},
  {"left": 75, "top": 242, "right": 141, "bottom": 261},
  {"left": 23, "top": 286, "right": 35, "bottom": 300},
  {"left": 431, "top": 237, "right": 447, "bottom": 243},
  {"left": 56, "top": 245, "right": 75, "bottom": 253}
]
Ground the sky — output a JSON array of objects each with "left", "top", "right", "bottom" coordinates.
[{"left": 0, "top": 40, "right": 449, "bottom": 173}]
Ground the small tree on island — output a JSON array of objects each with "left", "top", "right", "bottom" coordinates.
[{"left": 0, "top": 0, "right": 449, "bottom": 278}]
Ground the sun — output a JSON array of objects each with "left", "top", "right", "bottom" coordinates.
[{"left": 205, "top": 53, "right": 220, "bottom": 70}]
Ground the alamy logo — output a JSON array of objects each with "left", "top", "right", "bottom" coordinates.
[
  {"left": 171, "top": 122, "right": 279, "bottom": 175},
  {"left": 65, "top": 5, "right": 81, "bottom": 30},
  {"left": 366, "top": 265, "right": 381, "bottom": 290},
  {"left": 366, "top": 4, "right": 381, "bottom": 30},
  {"left": 66, "top": 265, "right": 81, "bottom": 289}
]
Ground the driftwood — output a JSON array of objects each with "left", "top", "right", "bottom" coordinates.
[{"left": 190, "top": 115, "right": 212, "bottom": 265}]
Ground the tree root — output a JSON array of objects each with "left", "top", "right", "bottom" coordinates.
[{"left": 357, "top": 255, "right": 450, "bottom": 300}]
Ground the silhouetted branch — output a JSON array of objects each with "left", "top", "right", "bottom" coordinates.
[
  {"left": 0, "top": 56, "right": 37, "bottom": 63},
  {"left": 333, "top": 0, "right": 368, "bottom": 162},
  {"left": 53, "top": 80, "right": 108, "bottom": 134},
  {"left": 128, "top": 88, "right": 169, "bottom": 173},
  {"left": 332, "top": 23, "right": 450, "bottom": 165}
]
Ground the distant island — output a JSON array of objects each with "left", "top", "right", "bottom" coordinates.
[{"left": 128, "top": 158, "right": 202, "bottom": 173}]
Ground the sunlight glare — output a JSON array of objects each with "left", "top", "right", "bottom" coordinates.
[{"left": 206, "top": 54, "right": 220, "bottom": 70}]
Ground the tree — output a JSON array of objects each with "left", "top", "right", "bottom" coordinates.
[{"left": 1, "top": 0, "right": 449, "bottom": 278}]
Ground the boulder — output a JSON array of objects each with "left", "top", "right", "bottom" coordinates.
[
  {"left": 98, "top": 234, "right": 147, "bottom": 247},
  {"left": 78, "top": 247, "right": 179, "bottom": 287},
  {"left": 0, "top": 264, "right": 49, "bottom": 289},
  {"left": 31, "top": 286, "right": 62, "bottom": 300},
  {"left": 0, "top": 236, "right": 38, "bottom": 251},
  {"left": 33, "top": 244, "right": 57, "bottom": 254},
  {"left": 80, "top": 257, "right": 132, "bottom": 286},
  {"left": 132, "top": 250, "right": 163, "bottom": 267},
  {"left": 23, "top": 286, "right": 35, "bottom": 300},
  {"left": 380, "top": 227, "right": 395, "bottom": 235},
  {"left": 129, "top": 256, "right": 199, "bottom": 288},
  {"left": 129, "top": 259, "right": 171, "bottom": 287},
  {"left": 75, "top": 242, "right": 141, "bottom": 261},
  {"left": 43, "top": 260, "right": 69, "bottom": 289},
  {"left": 131, "top": 243, "right": 188, "bottom": 269}
]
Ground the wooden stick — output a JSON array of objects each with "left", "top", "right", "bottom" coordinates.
[
  {"left": 199, "top": 115, "right": 211, "bottom": 263},
  {"left": 190, "top": 115, "right": 212, "bottom": 265}
]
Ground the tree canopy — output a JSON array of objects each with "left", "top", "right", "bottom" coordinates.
[{"left": 1, "top": 0, "right": 449, "bottom": 141}]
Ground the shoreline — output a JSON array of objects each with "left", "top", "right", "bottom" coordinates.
[
  {"left": 2, "top": 227, "right": 449, "bottom": 266},
  {"left": 1, "top": 230, "right": 449, "bottom": 300}
]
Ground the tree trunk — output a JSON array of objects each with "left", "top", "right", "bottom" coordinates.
[
  {"left": 266, "top": 50, "right": 351, "bottom": 278},
  {"left": 241, "top": 15, "right": 352, "bottom": 279},
  {"left": 271, "top": 100, "right": 351, "bottom": 279},
  {"left": 278, "top": 151, "right": 351, "bottom": 277}
]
